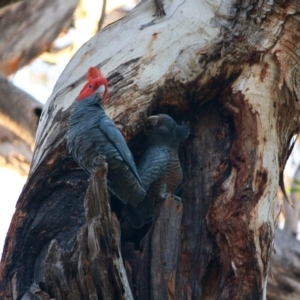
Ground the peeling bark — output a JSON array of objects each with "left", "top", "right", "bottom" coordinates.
[
  {"left": 1, "top": 0, "right": 300, "bottom": 298},
  {"left": 206, "top": 89, "right": 268, "bottom": 298}
]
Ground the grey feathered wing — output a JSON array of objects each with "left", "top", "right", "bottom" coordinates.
[
  {"left": 99, "top": 116, "right": 145, "bottom": 206},
  {"left": 122, "top": 145, "right": 169, "bottom": 230}
]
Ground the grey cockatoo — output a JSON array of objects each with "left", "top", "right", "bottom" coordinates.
[
  {"left": 121, "top": 114, "right": 190, "bottom": 242},
  {"left": 67, "top": 67, "right": 146, "bottom": 207}
]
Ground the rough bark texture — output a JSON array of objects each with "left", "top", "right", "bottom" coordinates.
[
  {"left": 0, "top": 0, "right": 78, "bottom": 75},
  {"left": 0, "top": 74, "right": 42, "bottom": 174},
  {"left": 1, "top": 0, "right": 300, "bottom": 298},
  {"left": 33, "top": 156, "right": 132, "bottom": 300}
]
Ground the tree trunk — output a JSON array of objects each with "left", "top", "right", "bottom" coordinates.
[
  {"left": 1, "top": 0, "right": 300, "bottom": 299},
  {"left": 0, "top": 0, "right": 78, "bottom": 75},
  {"left": 0, "top": 74, "right": 42, "bottom": 174},
  {"left": 267, "top": 229, "right": 300, "bottom": 300}
]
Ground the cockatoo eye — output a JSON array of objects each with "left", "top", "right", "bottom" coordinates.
[{"left": 89, "top": 84, "right": 93, "bottom": 89}]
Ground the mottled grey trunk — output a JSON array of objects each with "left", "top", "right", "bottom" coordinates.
[{"left": 1, "top": 0, "right": 300, "bottom": 299}]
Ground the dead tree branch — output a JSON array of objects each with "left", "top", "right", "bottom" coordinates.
[{"left": 0, "top": 0, "right": 78, "bottom": 75}]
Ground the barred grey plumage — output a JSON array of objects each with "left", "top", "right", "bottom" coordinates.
[{"left": 121, "top": 114, "right": 190, "bottom": 242}]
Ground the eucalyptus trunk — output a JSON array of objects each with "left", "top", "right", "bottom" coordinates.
[{"left": 1, "top": 0, "right": 300, "bottom": 299}]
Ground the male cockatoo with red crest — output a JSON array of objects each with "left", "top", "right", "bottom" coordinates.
[
  {"left": 77, "top": 67, "right": 109, "bottom": 102},
  {"left": 67, "top": 67, "right": 146, "bottom": 207}
]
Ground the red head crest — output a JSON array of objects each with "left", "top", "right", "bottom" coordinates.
[{"left": 77, "top": 67, "right": 109, "bottom": 104}]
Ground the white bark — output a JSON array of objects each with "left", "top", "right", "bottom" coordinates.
[
  {"left": 2, "top": 0, "right": 300, "bottom": 298},
  {"left": 32, "top": 0, "right": 221, "bottom": 173},
  {"left": 232, "top": 55, "right": 283, "bottom": 295},
  {"left": 32, "top": 0, "right": 300, "bottom": 174}
]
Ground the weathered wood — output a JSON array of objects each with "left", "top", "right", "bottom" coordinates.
[
  {"left": 141, "top": 195, "right": 182, "bottom": 299},
  {"left": 0, "top": 150, "right": 88, "bottom": 299},
  {"left": 1, "top": 0, "right": 300, "bottom": 298},
  {"left": 177, "top": 100, "right": 233, "bottom": 299},
  {"left": 41, "top": 156, "right": 133, "bottom": 300},
  {"left": 122, "top": 194, "right": 183, "bottom": 299},
  {"left": 0, "top": 0, "right": 78, "bottom": 75}
]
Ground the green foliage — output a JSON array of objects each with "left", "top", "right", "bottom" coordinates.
[{"left": 290, "top": 180, "right": 300, "bottom": 197}]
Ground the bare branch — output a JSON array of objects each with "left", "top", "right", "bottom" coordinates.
[
  {"left": 0, "top": 0, "right": 78, "bottom": 75},
  {"left": 97, "top": 0, "right": 106, "bottom": 31}
]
